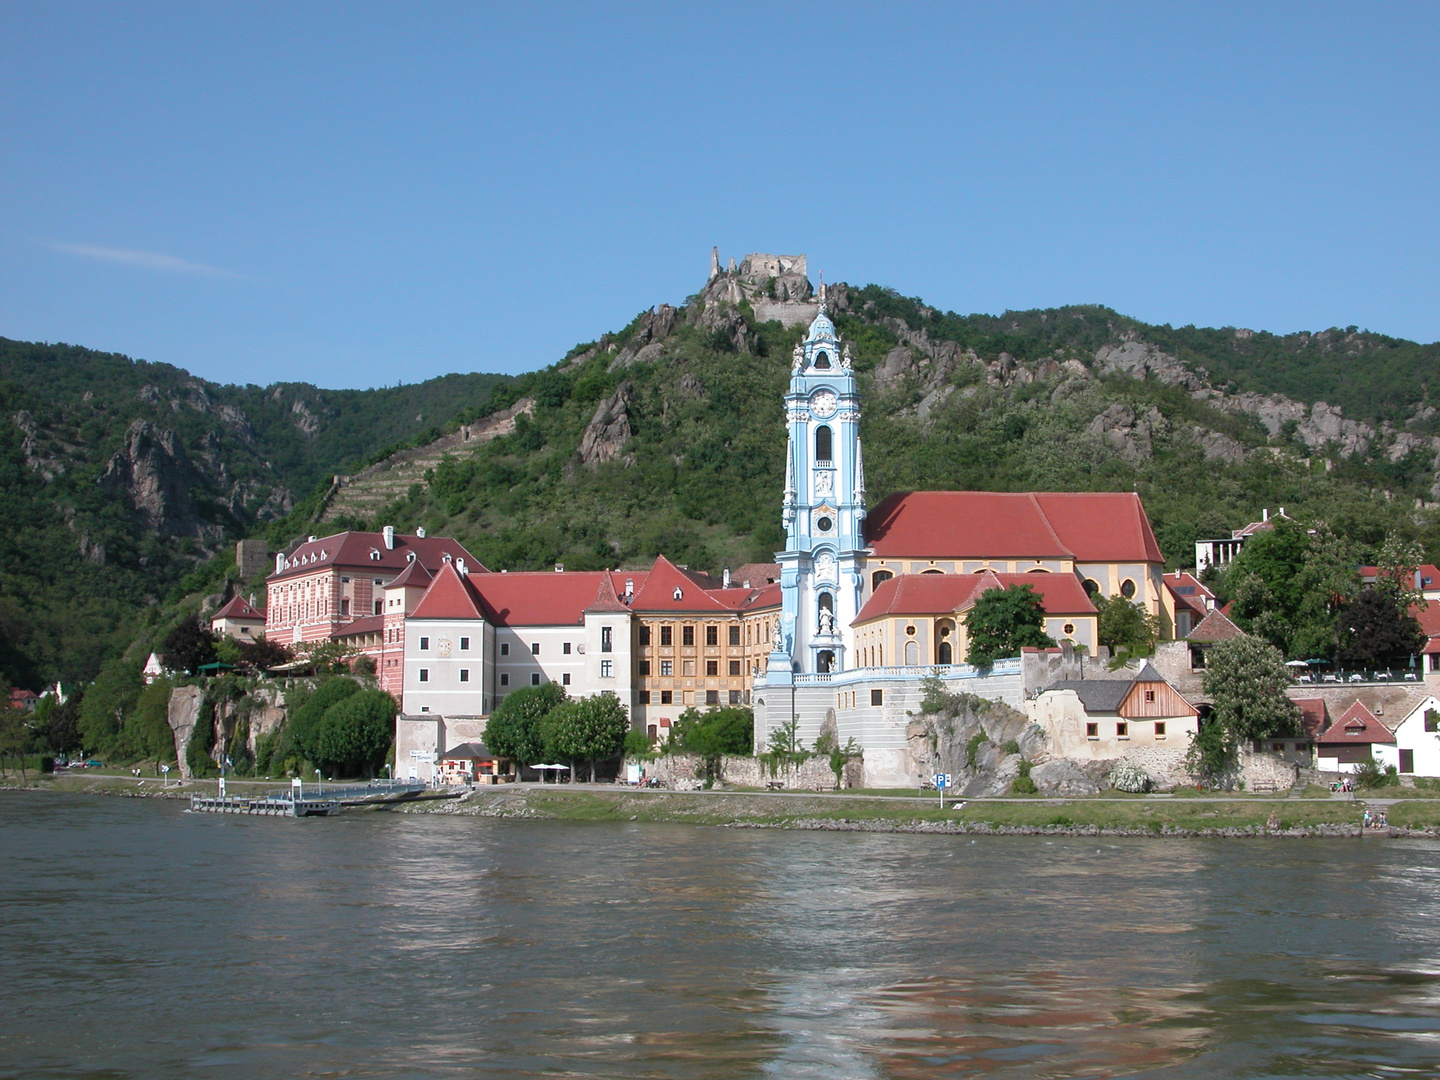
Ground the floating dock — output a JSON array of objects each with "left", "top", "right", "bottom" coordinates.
[{"left": 189, "top": 780, "right": 429, "bottom": 817}]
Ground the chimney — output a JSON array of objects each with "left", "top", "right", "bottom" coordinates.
[
  {"left": 554, "top": 563, "right": 564, "bottom": 573},
  {"left": 457, "top": 559, "right": 466, "bottom": 575},
  {"left": 1261, "top": 509, "right": 1269, "bottom": 522},
  {"left": 416, "top": 526, "right": 426, "bottom": 538},
  {"left": 308, "top": 535, "right": 317, "bottom": 543},
  {"left": 275, "top": 553, "right": 286, "bottom": 574},
  {"left": 1278, "top": 507, "right": 1285, "bottom": 517},
  {"left": 723, "top": 568, "right": 731, "bottom": 588},
  {"left": 1417, "top": 569, "right": 1424, "bottom": 591},
  {"left": 383, "top": 525, "right": 395, "bottom": 550}
]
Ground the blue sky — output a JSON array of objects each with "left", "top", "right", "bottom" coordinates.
[{"left": 3, "top": 1, "right": 1437, "bottom": 389}]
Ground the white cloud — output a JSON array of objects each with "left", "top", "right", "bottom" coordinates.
[{"left": 50, "top": 242, "right": 243, "bottom": 279}]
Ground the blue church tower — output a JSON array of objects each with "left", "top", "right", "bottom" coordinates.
[{"left": 768, "top": 289, "right": 867, "bottom": 678}]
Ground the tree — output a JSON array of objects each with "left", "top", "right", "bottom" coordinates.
[
  {"left": 287, "top": 677, "right": 362, "bottom": 766},
  {"left": 1335, "top": 588, "right": 1426, "bottom": 670},
  {"left": 312, "top": 689, "right": 396, "bottom": 777},
  {"left": 127, "top": 677, "right": 177, "bottom": 767},
  {"left": 483, "top": 682, "right": 565, "bottom": 769},
  {"left": 162, "top": 616, "right": 218, "bottom": 675},
  {"left": 541, "top": 693, "right": 629, "bottom": 782},
  {"left": 78, "top": 657, "right": 143, "bottom": 755},
  {"left": 1190, "top": 636, "right": 1301, "bottom": 785},
  {"left": 46, "top": 691, "right": 83, "bottom": 755},
  {"left": 1094, "top": 593, "right": 1160, "bottom": 657},
  {"left": 963, "top": 585, "right": 1056, "bottom": 666},
  {"left": 673, "top": 706, "right": 754, "bottom": 756}
]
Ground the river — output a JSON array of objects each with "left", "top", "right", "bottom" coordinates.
[{"left": 2, "top": 791, "right": 1439, "bottom": 1078}]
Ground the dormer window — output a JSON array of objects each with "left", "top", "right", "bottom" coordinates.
[
  {"left": 406, "top": 552, "right": 417, "bottom": 563},
  {"left": 673, "top": 587, "right": 683, "bottom": 601},
  {"left": 443, "top": 553, "right": 452, "bottom": 563},
  {"left": 814, "top": 350, "right": 831, "bottom": 369},
  {"left": 369, "top": 549, "right": 381, "bottom": 560}
]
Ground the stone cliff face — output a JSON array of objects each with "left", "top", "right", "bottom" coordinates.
[{"left": 99, "top": 420, "right": 222, "bottom": 540}]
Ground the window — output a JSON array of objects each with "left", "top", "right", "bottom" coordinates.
[
  {"left": 563, "top": 642, "right": 572, "bottom": 655},
  {"left": 729, "top": 660, "right": 741, "bottom": 676},
  {"left": 459, "top": 669, "right": 469, "bottom": 683},
  {"left": 660, "top": 660, "right": 673, "bottom": 677},
  {"left": 660, "top": 690, "right": 672, "bottom": 704},
  {"left": 706, "top": 625, "right": 718, "bottom": 646},
  {"left": 660, "top": 626, "right": 672, "bottom": 646},
  {"left": 341, "top": 576, "right": 350, "bottom": 583},
  {"left": 729, "top": 690, "right": 742, "bottom": 705},
  {"left": 872, "top": 570, "right": 893, "bottom": 591},
  {"left": 500, "top": 673, "right": 509, "bottom": 686},
  {"left": 705, "top": 690, "right": 719, "bottom": 705},
  {"left": 1190, "top": 647, "right": 1205, "bottom": 669},
  {"left": 419, "top": 669, "right": 429, "bottom": 683},
  {"left": 601, "top": 659, "right": 613, "bottom": 678},
  {"left": 460, "top": 637, "right": 469, "bottom": 650},
  {"left": 1144, "top": 689, "right": 1156, "bottom": 703},
  {"left": 706, "top": 660, "right": 718, "bottom": 676},
  {"left": 639, "top": 626, "right": 650, "bottom": 647},
  {"left": 639, "top": 690, "right": 650, "bottom": 704},
  {"left": 531, "top": 673, "right": 541, "bottom": 686},
  {"left": 340, "top": 599, "right": 350, "bottom": 616},
  {"left": 1083, "top": 579, "right": 1100, "bottom": 596},
  {"left": 1086, "top": 723, "right": 1098, "bottom": 738},
  {"left": 682, "top": 660, "right": 695, "bottom": 676},
  {"left": 870, "top": 689, "right": 883, "bottom": 706},
  {"left": 601, "top": 626, "right": 613, "bottom": 653},
  {"left": 561, "top": 672, "right": 571, "bottom": 686},
  {"left": 1272, "top": 742, "right": 1283, "bottom": 753},
  {"left": 647, "top": 724, "right": 657, "bottom": 738},
  {"left": 500, "top": 642, "right": 510, "bottom": 656},
  {"left": 1155, "top": 722, "right": 1166, "bottom": 736},
  {"left": 1120, "top": 579, "right": 1137, "bottom": 599},
  {"left": 682, "top": 625, "right": 695, "bottom": 647},
  {"left": 1062, "top": 622, "right": 1074, "bottom": 636},
  {"left": 1117, "top": 722, "right": 1129, "bottom": 737},
  {"left": 531, "top": 642, "right": 540, "bottom": 655},
  {"left": 373, "top": 579, "right": 382, "bottom": 586},
  {"left": 728, "top": 625, "right": 740, "bottom": 646},
  {"left": 814, "top": 349, "right": 830, "bottom": 368},
  {"left": 639, "top": 660, "right": 651, "bottom": 676},
  {"left": 815, "top": 425, "right": 832, "bottom": 461},
  {"left": 1401, "top": 749, "right": 1415, "bottom": 773},
  {"left": 420, "top": 637, "right": 430, "bottom": 650},
  {"left": 373, "top": 600, "right": 383, "bottom": 615}
]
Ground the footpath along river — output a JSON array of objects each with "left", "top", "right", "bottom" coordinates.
[{"left": 3, "top": 790, "right": 1440, "bottom": 1079}]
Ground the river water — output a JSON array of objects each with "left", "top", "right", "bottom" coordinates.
[{"left": 3, "top": 793, "right": 1440, "bottom": 1078}]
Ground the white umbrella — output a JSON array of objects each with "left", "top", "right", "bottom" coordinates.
[{"left": 1284, "top": 660, "right": 1310, "bottom": 667}]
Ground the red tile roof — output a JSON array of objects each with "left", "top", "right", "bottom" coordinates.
[
  {"left": 854, "top": 571, "right": 1096, "bottom": 624},
  {"left": 629, "top": 555, "right": 735, "bottom": 614},
  {"left": 1164, "top": 572, "right": 1214, "bottom": 617},
  {"left": 336, "top": 615, "right": 384, "bottom": 637},
  {"left": 1292, "top": 697, "right": 1329, "bottom": 739},
  {"left": 387, "top": 560, "right": 434, "bottom": 590},
  {"left": 468, "top": 570, "right": 650, "bottom": 627},
  {"left": 864, "top": 491, "right": 1163, "bottom": 563},
  {"left": 732, "top": 562, "right": 781, "bottom": 587},
  {"left": 1186, "top": 609, "right": 1245, "bottom": 643},
  {"left": 1414, "top": 599, "right": 1440, "bottom": 639},
  {"left": 212, "top": 595, "right": 265, "bottom": 621},
  {"left": 1320, "top": 700, "right": 1396, "bottom": 745},
  {"left": 268, "top": 530, "right": 484, "bottom": 582},
  {"left": 410, "top": 562, "right": 490, "bottom": 621},
  {"left": 585, "top": 573, "right": 632, "bottom": 614},
  {"left": 1359, "top": 564, "right": 1440, "bottom": 591}
]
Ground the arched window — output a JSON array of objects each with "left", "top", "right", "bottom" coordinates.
[
  {"left": 904, "top": 641, "right": 919, "bottom": 666},
  {"left": 921, "top": 567, "right": 944, "bottom": 575},
  {"left": 871, "top": 569, "right": 893, "bottom": 591},
  {"left": 1083, "top": 578, "right": 1100, "bottom": 596},
  {"left": 938, "top": 642, "right": 952, "bottom": 665},
  {"left": 815, "top": 425, "right": 832, "bottom": 462},
  {"left": 1120, "top": 579, "right": 1137, "bottom": 599},
  {"left": 814, "top": 350, "right": 831, "bottom": 369},
  {"left": 818, "top": 650, "right": 835, "bottom": 673}
]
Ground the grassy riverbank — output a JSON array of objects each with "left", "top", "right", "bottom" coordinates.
[
  {"left": 9, "top": 770, "right": 1440, "bottom": 836},
  {"left": 397, "top": 785, "right": 1440, "bottom": 837}
]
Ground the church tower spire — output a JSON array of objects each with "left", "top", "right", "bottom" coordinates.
[{"left": 767, "top": 298, "right": 866, "bottom": 677}]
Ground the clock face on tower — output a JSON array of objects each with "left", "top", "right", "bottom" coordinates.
[{"left": 810, "top": 389, "right": 837, "bottom": 419}]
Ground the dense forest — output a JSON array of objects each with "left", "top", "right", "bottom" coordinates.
[{"left": 4, "top": 268, "right": 1440, "bottom": 691}]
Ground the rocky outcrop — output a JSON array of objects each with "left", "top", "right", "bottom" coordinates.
[
  {"left": 579, "top": 382, "right": 634, "bottom": 467},
  {"left": 99, "top": 420, "right": 219, "bottom": 540},
  {"left": 906, "top": 694, "right": 1044, "bottom": 797},
  {"left": 167, "top": 686, "right": 205, "bottom": 781},
  {"left": 1093, "top": 338, "right": 1207, "bottom": 391},
  {"left": 1087, "top": 403, "right": 1164, "bottom": 464},
  {"left": 1030, "top": 759, "right": 1101, "bottom": 797},
  {"left": 610, "top": 305, "right": 679, "bottom": 369}
]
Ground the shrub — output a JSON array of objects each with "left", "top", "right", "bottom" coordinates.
[
  {"left": 965, "top": 732, "right": 988, "bottom": 769},
  {"left": 1109, "top": 761, "right": 1152, "bottom": 793},
  {"left": 1011, "top": 759, "right": 1037, "bottom": 794},
  {"left": 1353, "top": 757, "right": 1400, "bottom": 789}
]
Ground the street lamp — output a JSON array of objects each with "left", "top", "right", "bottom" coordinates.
[{"left": 315, "top": 768, "right": 322, "bottom": 796}]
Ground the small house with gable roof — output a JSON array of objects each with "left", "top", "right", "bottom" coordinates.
[
  {"left": 1029, "top": 661, "right": 1199, "bottom": 761},
  {"left": 1316, "top": 700, "right": 1396, "bottom": 773},
  {"left": 1374, "top": 695, "right": 1440, "bottom": 777},
  {"left": 210, "top": 594, "right": 266, "bottom": 640}
]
